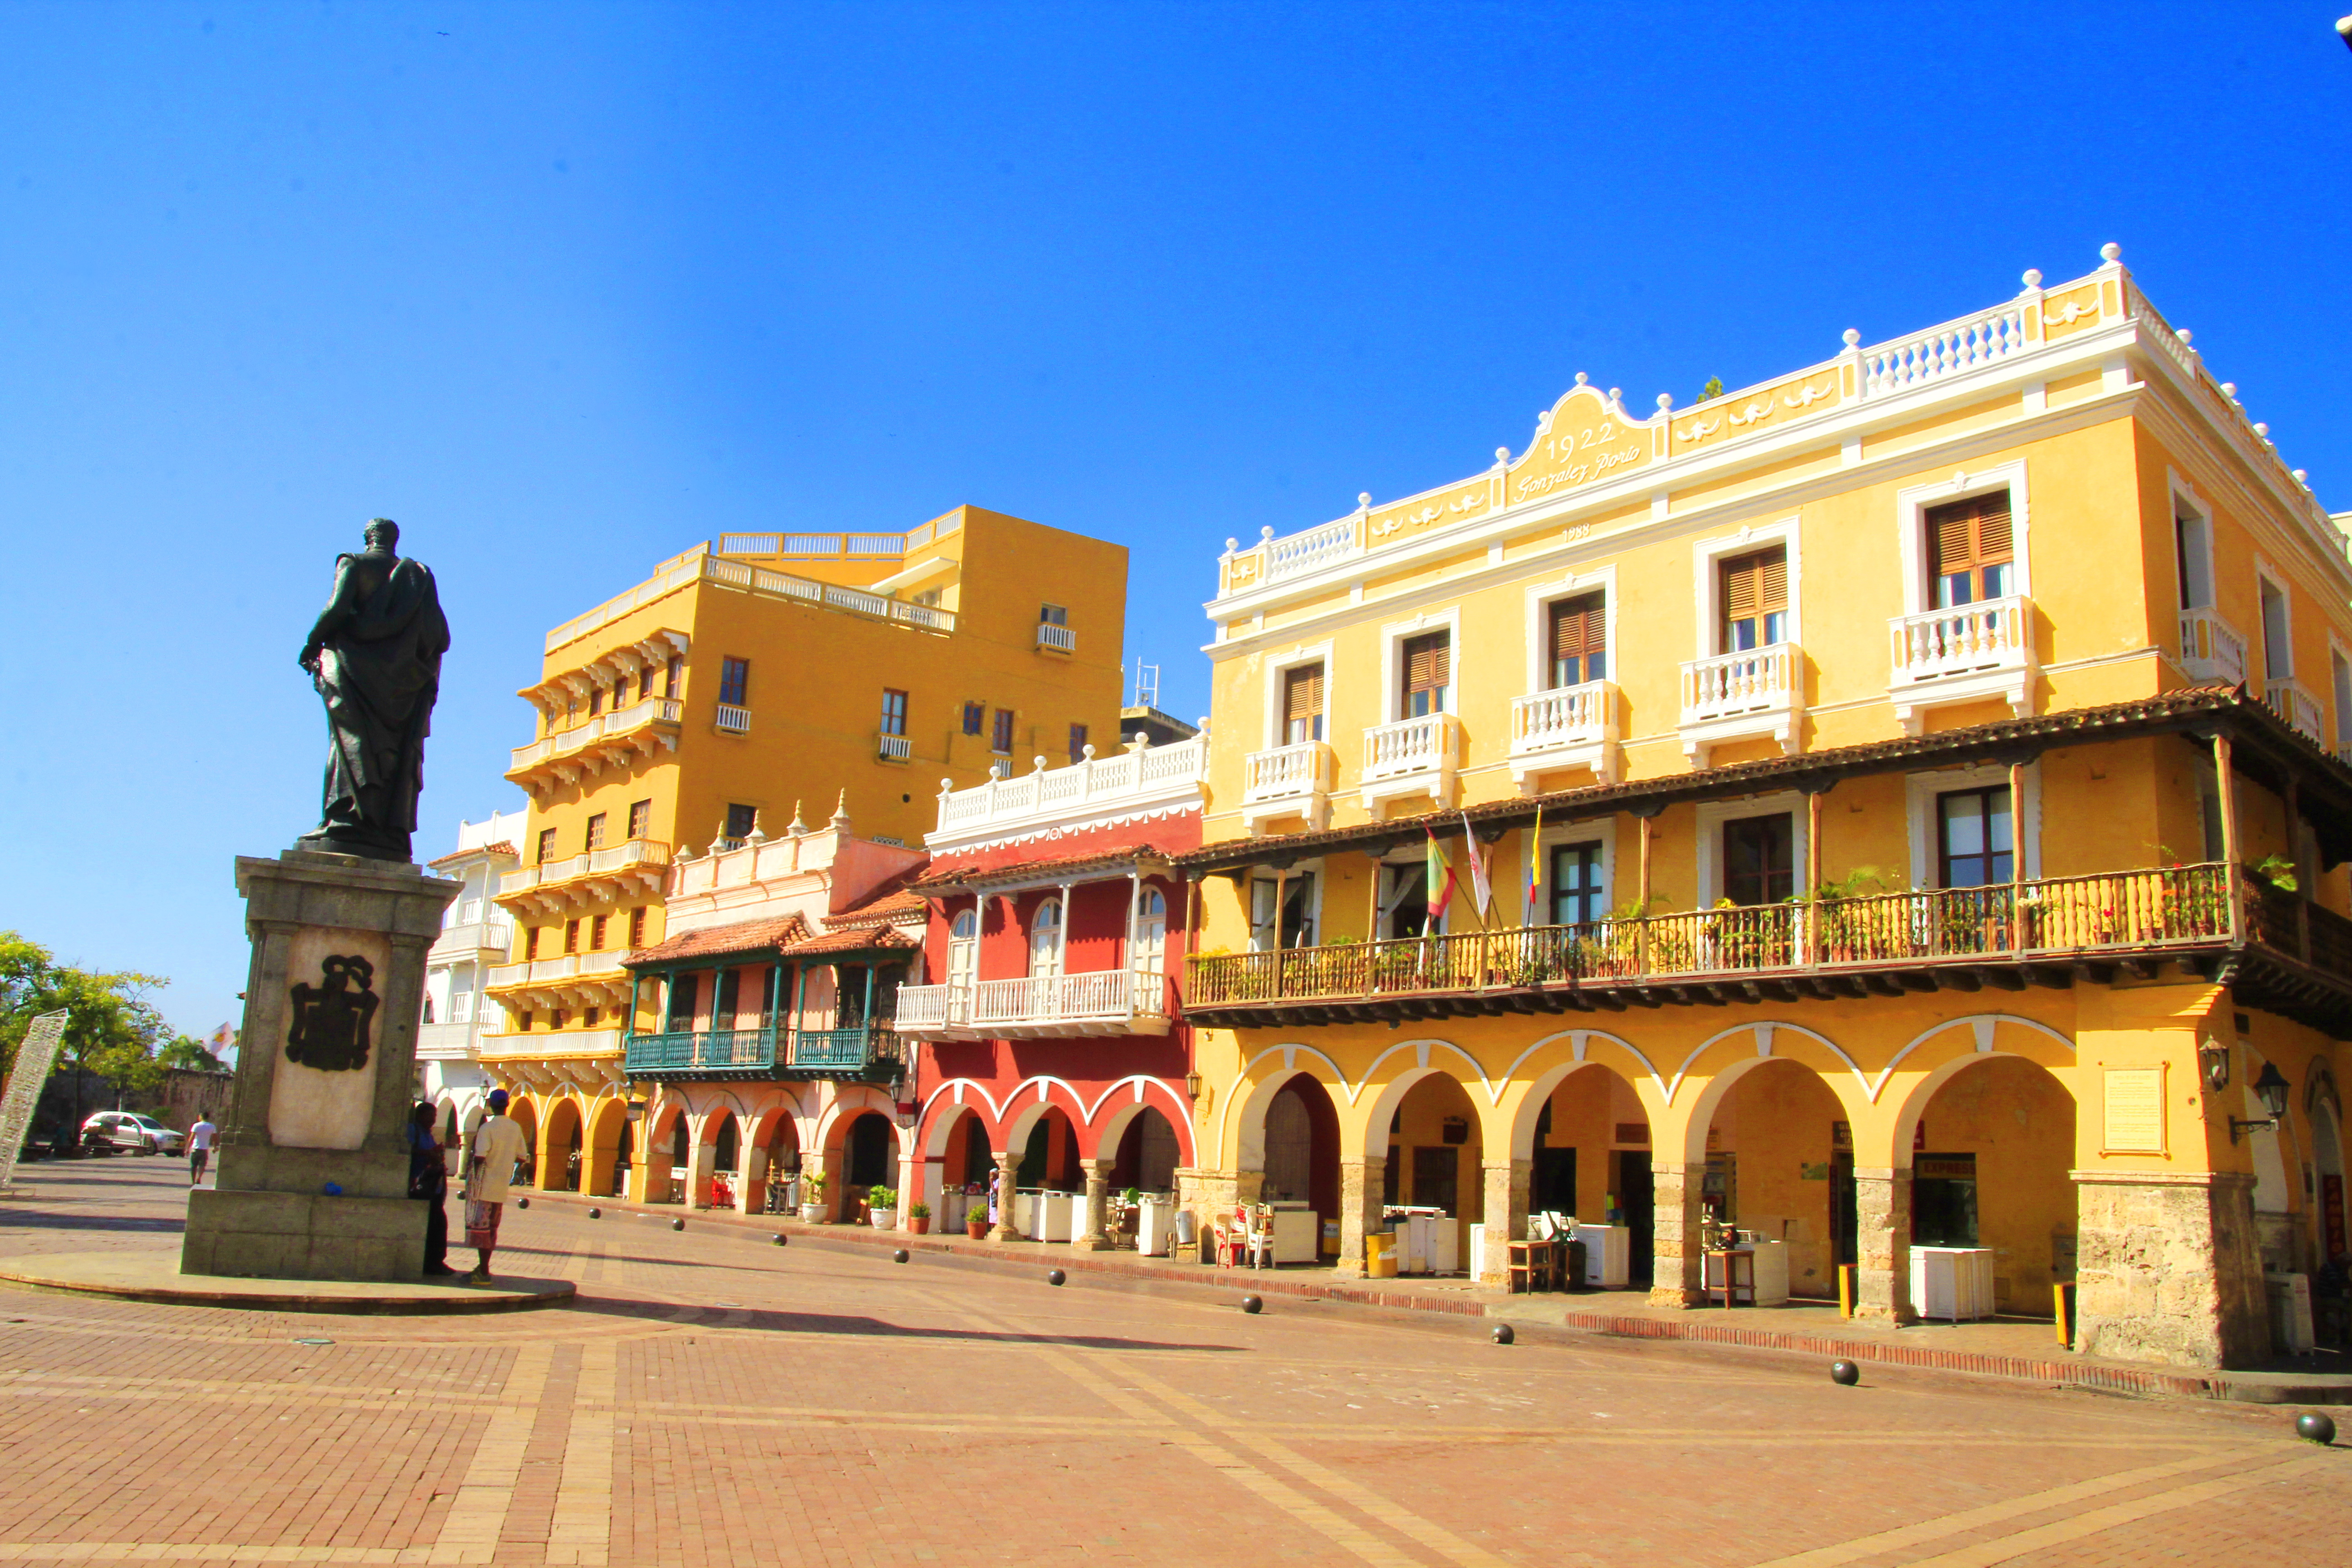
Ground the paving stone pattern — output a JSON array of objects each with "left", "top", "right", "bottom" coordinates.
[{"left": 0, "top": 1161, "right": 2343, "bottom": 1566}]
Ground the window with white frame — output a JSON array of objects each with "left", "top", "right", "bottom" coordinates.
[
  {"left": 1248, "top": 873, "right": 1317, "bottom": 950},
  {"left": 948, "top": 908, "right": 979, "bottom": 990},
  {"left": 2259, "top": 573, "right": 2293, "bottom": 682},
  {"left": 1546, "top": 593, "right": 1607, "bottom": 688},
  {"left": 1027, "top": 899, "right": 1064, "bottom": 978},
  {"left": 1280, "top": 663, "right": 1326, "bottom": 744},
  {"left": 1924, "top": 491, "right": 2014, "bottom": 608},
  {"left": 2175, "top": 497, "right": 2214, "bottom": 610},
  {"left": 1132, "top": 887, "right": 1167, "bottom": 975}
]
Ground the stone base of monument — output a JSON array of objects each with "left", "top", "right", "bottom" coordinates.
[
  {"left": 183, "top": 1190, "right": 427, "bottom": 1281},
  {"left": 0, "top": 1249, "right": 573, "bottom": 1315},
  {"left": 180, "top": 849, "right": 460, "bottom": 1283}
]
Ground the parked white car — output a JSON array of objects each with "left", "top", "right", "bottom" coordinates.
[{"left": 79, "top": 1112, "right": 184, "bottom": 1156}]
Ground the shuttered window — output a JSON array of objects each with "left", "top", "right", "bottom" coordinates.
[
  {"left": 1548, "top": 593, "right": 1607, "bottom": 688},
  {"left": 1401, "top": 632, "right": 1451, "bottom": 718},
  {"left": 1720, "top": 548, "right": 1788, "bottom": 652},
  {"left": 1281, "top": 663, "right": 1325, "bottom": 744},
  {"left": 1926, "top": 492, "right": 2014, "bottom": 608}
]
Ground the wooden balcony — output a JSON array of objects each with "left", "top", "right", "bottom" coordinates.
[
  {"left": 1186, "top": 863, "right": 2352, "bottom": 1035},
  {"left": 622, "top": 1023, "right": 901, "bottom": 1083}
]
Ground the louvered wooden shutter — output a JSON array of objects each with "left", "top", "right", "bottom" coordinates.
[
  {"left": 1928, "top": 493, "right": 2012, "bottom": 582},
  {"left": 1404, "top": 632, "right": 1450, "bottom": 695},
  {"left": 1549, "top": 594, "right": 1605, "bottom": 664},
  {"left": 1721, "top": 549, "right": 1787, "bottom": 621},
  {"left": 1283, "top": 664, "right": 1324, "bottom": 725}
]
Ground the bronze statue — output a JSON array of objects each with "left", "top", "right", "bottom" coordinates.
[{"left": 296, "top": 519, "right": 449, "bottom": 862}]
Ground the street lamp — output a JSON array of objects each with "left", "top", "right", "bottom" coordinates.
[
  {"left": 2340, "top": 15, "right": 2352, "bottom": 52},
  {"left": 2229, "top": 1060, "right": 2293, "bottom": 1144}
]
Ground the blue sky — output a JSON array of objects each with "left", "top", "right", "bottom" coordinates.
[{"left": 5, "top": 1, "right": 2349, "bottom": 1038}]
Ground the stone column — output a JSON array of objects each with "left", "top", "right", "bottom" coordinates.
[
  {"left": 1478, "top": 1158, "right": 1532, "bottom": 1288},
  {"left": 990, "top": 1151, "right": 1023, "bottom": 1242},
  {"left": 2074, "top": 1169, "right": 2266, "bottom": 1368},
  {"left": 1073, "top": 1159, "right": 1114, "bottom": 1251},
  {"left": 1852, "top": 1166, "right": 1916, "bottom": 1324},
  {"left": 1335, "top": 1155, "right": 1386, "bottom": 1276},
  {"left": 1647, "top": 1161, "right": 1707, "bottom": 1308},
  {"left": 687, "top": 1140, "right": 717, "bottom": 1210}
]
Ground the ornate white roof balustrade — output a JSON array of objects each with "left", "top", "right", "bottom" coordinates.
[
  {"left": 927, "top": 735, "right": 1206, "bottom": 854},
  {"left": 1210, "top": 251, "right": 2341, "bottom": 628}
]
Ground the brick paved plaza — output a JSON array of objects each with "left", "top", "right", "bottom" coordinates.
[{"left": 0, "top": 1160, "right": 2343, "bottom": 1568}]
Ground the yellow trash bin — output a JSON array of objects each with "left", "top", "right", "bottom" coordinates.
[{"left": 1365, "top": 1232, "right": 1398, "bottom": 1278}]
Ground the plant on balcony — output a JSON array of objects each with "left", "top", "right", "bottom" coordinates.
[
  {"left": 906, "top": 1200, "right": 931, "bottom": 1235},
  {"left": 866, "top": 1185, "right": 898, "bottom": 1230},
  {"left": 2250, "top": 852, "right": 2299, "bottom": 893}
]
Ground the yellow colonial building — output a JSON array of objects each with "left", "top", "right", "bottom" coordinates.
[
  {"left": 1176, "top": 245, "right": 2352, "bottom": 1368},
  {"left": 479, "top": 505, "right": 1128, "bottom": 1138}
]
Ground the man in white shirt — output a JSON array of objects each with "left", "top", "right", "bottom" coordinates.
[
  {"left": 462, "top": 1089, "right": 531, "bottom": 1283},
  {"left": 186, "top": 1118, "right": 216, "bottom": 1188}
]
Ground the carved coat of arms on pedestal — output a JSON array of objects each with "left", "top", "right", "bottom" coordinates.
[{"left": 286, "top": 954, "right": 379, "bottom": 1072}]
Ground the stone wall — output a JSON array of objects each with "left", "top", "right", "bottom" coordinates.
[{"left": 2074, "top": 1170, "right": 2268, "bottom": 1368}]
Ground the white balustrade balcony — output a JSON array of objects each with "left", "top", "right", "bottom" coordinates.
[
  {"left": 1508, "top": 681, "right": 1621, "bottom": 791},
  {"left": 878, "top": 732, "right": 912, "bottom": 761},
  {"left": 714, "top": 702, "right": 751, "bottom": 733},
  {"left": 479, "top": 1026, "right": 622, "bottom": 1062},
  {"left": 507, "top": 696, "right": 683, "bottom": 785},
  {"left": 1679, "top": 644, "right": 1803, "bottom": 766},
  {"left": 429, "top": 918, "right": 514, "bottom": 961},
  {"left": 1360, "top": 712, "right": 1464, "bottom": 811},
  {"left": 893, "top": 970, "right": 1170, "bottom": 1040},
  {"left": 1241, "top": 739, "right": 1336, "bottom": 833},
  {"left": 416, "top": 1021, "right": 480, "bottom": 1061},
  {"left": 929, "top": 735, "right": 1206, "bottom": 853},
  {"left": 2178, "top": 608, "right": 2248, "bottom": 686},
  {"left": 1036, "top": 622, "right": 1077, "bottom": 653},
  {"left": 496, "top": 839, "right": 673, "bottom": 911},
  {"left": 1886, "top": 596, "right": 2037, "bottom": 734},
  {"left": 2266, "top": 677, "right": 2324, "bottom": 742}
]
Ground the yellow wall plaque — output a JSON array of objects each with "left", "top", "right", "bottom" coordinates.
[{"left": 2101, "top": 1064, "right": 2168, "bottom": 1156}]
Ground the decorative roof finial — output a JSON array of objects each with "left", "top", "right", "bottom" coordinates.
[
  {"left": 2099, "top": 242, "right": 2122, "bottom": 265},
  {"left": 745, "top": 809, "right": 768, "bottom": 845},
  {"left": 1573, "top": 371, "right": 1589, "bottom": 386},
  {"left": 2020, "top": 268, "right": 2042, "bottom": 290},
  {"left": 829, "top": 789, "right": 851, "bottom": 832},
  {"left": 1656, "top": 393, "right": 1674, "bottom": 411},
  {"left": 1842, "top": 328, "right": 1861, "bottom": 348},
  {"left": 787, "top": 799, "right": 809, "bottom": 837}
]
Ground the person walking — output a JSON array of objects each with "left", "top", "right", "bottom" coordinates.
[
  {"left": 462, "top": 1089, "right": 530, "bottom": 1283},
  {"left": 186, "top": 1117, "right": 216, "bottom": 1188},
  {"left": 407, "top": 1101, "right": 455, "bottom": 1277}
]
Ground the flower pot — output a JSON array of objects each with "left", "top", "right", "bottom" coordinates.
[
  {"left": 908, "top": 1215, "right": 931, "bottom": 1235},
  {"left": 966, "top": 1219, "right": 991, "bottom": 1240},
  {"left": 870, "top": 1210, "right": 896, "bottom": 1231},
  {"left": 798, "top": 1202, "right": 825, "bottom": 1224}
]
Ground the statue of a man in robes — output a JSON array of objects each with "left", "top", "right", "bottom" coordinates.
[{"left": 295, "top": 519, "right": 449, "bottom": 862}]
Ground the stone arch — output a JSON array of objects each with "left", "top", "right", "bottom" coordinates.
[
  {"left": 1880, "top": 1017, "right": 2078, "bottom": 1169},
  {"left": 505, "top": 1094, "right": 541, "bottom": 1184},
  {"left": 1086, "top": 1077, "right": 1197, "bottom": 1169},
  {"left": 542, "top": 1095, "right": 587, "bottom": 1191},
  {"left": 642, "top": 1096, "right": 690, "bottom": 1205},
  {"left": 996, "top": 1078, "right": 1088, "bottom": 1169},
  {"left": 583, "top": 1095, "right": 628, "bottom": 1198},
  {"left": 1505, "top": 1029, "right": 1675, "bottom": 1166},
  {"left": 1225, "top": 1046, "right": 1352, "bottom": 1170},
  {"left": 1669, "top": 1024, "right": 1877, "bottom": 1165}
]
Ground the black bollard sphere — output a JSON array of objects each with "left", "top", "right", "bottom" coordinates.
[
  {"left": 893, "top": 1249, "right": 910, "bottom": 1264},
  {"left": 1830, "top": 1360, "right": 1861, "bottom": 1386},
  {"left": 771, "top": 1234, "right": 786, "bottom": 1246},
  {"left": 2296, "top": 1411, "right": 2336, "bottom": 1445},
  {"left": 1241, "top": 1295, "right": 1262, "bottom": 1314},
  {"left": 1491, "top": 1323, "right": 1514, "bottom": 1346},
  {"left": 671, "top": 1217, "right": 684, "bottom": 1231},
  {"left": 588, "top": 1208, "right": 600, "bottom": 1220},
  {"left": 1047, "top": 1269, "right": 1067, "bottom": 1286},
  {"left": 516, "top": 1197, "right": 529, "bottom": 1209}
]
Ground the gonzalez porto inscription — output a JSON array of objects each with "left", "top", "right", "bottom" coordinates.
[{"left": 286, "top": 954, "right": 380, "bottom": 1073}]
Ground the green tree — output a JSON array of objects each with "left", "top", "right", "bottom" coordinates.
[
  {"left": 1695, "top": 376, "right": 1725, "bottom": 404},
  {"left": 0, "top": 930, "right": 170, "bottom": 1149},
  {"left": 156, "top": 1036, "right": 220, "bottom": 1073}
]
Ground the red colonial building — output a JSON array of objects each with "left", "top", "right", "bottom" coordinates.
[{"left": 894, "top": 732, "right": 1205, "bottom": 1248}]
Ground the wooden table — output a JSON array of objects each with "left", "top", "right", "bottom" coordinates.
[{"left": 1706, "top": 1248, "right": 1755, "bottom": 1309}]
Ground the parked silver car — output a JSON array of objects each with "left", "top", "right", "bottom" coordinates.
[{"left": 79, "top": 1112, "right": 183, "bottom": 1156}]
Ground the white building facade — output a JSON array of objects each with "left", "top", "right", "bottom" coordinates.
[{"left": 418, "top": 810, "right": 527, "bottom": 1137}]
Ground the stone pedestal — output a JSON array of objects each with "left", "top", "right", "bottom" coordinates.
[
  {"left": 1852, "top": 1167, "right": 1917, "bottom": 1324},
  {"left": 1334, "top": 1155, "right": 1384, "bottom": 1277},
  {"left": 182, "top": 851, "right": 457, "bottom": 1282},
  {"left": 2073, "top": 1169, "right": 2268, "bottom": 1369},
  {"left": 1647, "top": 1161, "right": 1706, "bottom": 1308}
]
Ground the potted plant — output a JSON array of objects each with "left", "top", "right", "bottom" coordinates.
[
  {"left": 867, "top": 1185, "right": 898, "bottom": 1230},
  {"left": 965, "top": 1200, "right": 992, "bottom": 1239},
  {"left": 798, "top": 1167, "right": 828, "bottom": 1225},
  {"left": 906, "top": 1200, "right": 931, "bottom": 1235}
]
